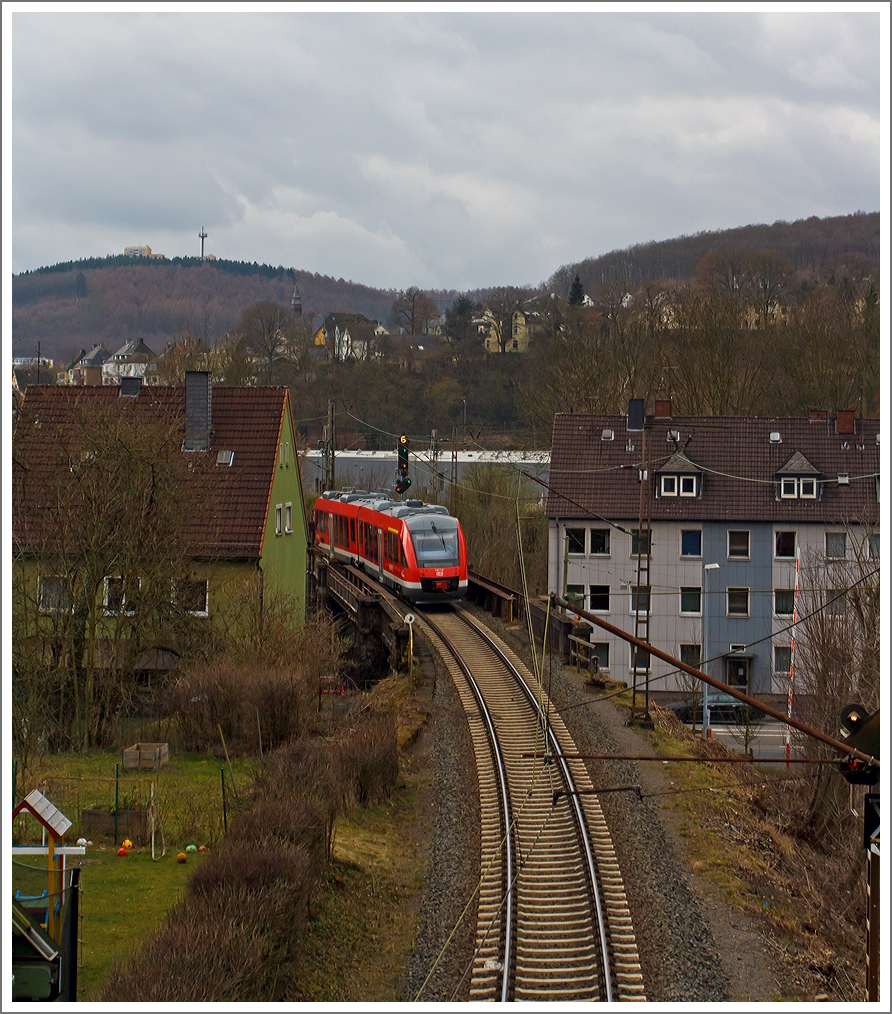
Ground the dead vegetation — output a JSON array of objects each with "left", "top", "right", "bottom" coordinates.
[{"left": 649, "top": 705, "right": 868, "bottom": 1001}]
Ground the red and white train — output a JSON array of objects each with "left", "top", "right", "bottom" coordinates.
[{"left": 313, "top": 491, "right": 468, "bottom": 604}]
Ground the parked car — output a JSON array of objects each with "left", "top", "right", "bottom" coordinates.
[{"left": 664, "top": 692, "right": 765, "bottom": 725}]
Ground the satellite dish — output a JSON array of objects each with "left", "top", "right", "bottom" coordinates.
[{"left": 405, "top": 613, "right": 415, "bottom": 625}]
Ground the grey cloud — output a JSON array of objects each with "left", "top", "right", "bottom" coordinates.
[{"left": 10, "top": 10, "right": 882, "bottom": 286}]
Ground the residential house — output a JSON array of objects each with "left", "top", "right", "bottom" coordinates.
[
  {"left": 474, "top": 308, "right": 538, "bottom": 353},
  {"left": 387, "top": 334, "right": 445, "bottom": 370},
  {"left": 13, "top": 373, "right": 308, "bottom": 673},
  {"left": 317, "top": 313, "right": 388, "bottom": 362},
  {"left": 546, "top": 404, "right": 880, "bottom": 699},
  {"left": 102, "top": 339, "right": 159, "bottom": 386},
  {"left": 58, "top": 344, "right": 111, "bottom": 386}
]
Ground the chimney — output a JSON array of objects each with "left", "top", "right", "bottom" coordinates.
[
  {"left": 836, "top": 410, "right": 856, "bottom": 436},
  {"left": 627, "top": 398, "right": 645, "bottom": 432},
  {"left": 654, "top": 399, "right": 672, "bottom": 419},
  {"left": 809, "top": 409, "right": 828, "bottom": 422},
  {"left": 184, "top": 371, "right": 212, "bottom": 451}
]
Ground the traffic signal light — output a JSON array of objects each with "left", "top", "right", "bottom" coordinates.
[
  {"left": 838, "top": 705, "right": 880, "bottom": 785},
  {"left": 395, "top": 434, "right": 411, "bottom": 494}
]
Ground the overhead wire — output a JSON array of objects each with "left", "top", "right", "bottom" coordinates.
[{"left": 555, "top": 565, "right": 879, "bottom": 716}]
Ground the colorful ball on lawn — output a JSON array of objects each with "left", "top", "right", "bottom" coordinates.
[
  {"left": 198, "top": 845, "right": 207, "bottom": 853},
  {"left": 76, "top": 838, "right": 87, "bottom": 847},
  {"left": 122, "top": 839, "right": 133, "bottom": 849},
  {"left": 185, "top": 844, "right": 197, "bottom": 853},
  {"left": 176, "top": 852, "right": 188, "bottom": 864},
  {"left": 117, "top": 847, "right": 127, "bottom": 857}
]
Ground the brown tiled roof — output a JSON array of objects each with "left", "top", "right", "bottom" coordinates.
[
  {"left": 546, "top": 413, "right": 880, "bottom": 524},
  {"left": 13, "top": 384, "right": 291, "bottom": 560}
]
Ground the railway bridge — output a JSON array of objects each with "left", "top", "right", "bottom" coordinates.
[{"left": 309, "top": 547, "right": 588, "bottom": 686}]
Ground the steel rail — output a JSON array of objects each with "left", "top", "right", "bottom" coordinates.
[
  {"left": 412, "top": 609, "right": 515, "bottom": 1002},
  {"left": 461, "top": 610, "right": 614, "bottom": 1003}
]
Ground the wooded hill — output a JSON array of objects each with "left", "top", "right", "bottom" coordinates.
[
  {"left": 549, "top": 211, "right": 879, "bottom": 295},
  {"left": 12, "top": 211, "right": 879, "bottom": 375}
]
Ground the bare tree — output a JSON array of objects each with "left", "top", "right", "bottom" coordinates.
[
  {"left": 391, "top": 287, "right": 441, "bottom": 335},
  {"left": 236, "top": 301, "right": 298, "bottom": 382},
  {"left": 13, "top": 397, "right": 214, "bottom": 750}
]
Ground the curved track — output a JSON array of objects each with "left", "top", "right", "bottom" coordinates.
[{"left": 416, "top": 606, "right": 645, "bottom": 1002}]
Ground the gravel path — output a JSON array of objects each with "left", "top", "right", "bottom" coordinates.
[{"left": 401, "top": 605, "right": 780, "bottom": 1003}]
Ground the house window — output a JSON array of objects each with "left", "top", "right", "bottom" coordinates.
[
  {"left": 590, "top": 529, "right": 610, "bottom": 555},
  {"left": 104, "top": 576, "right": 138, "bottom": 616},
  {"left": 826, "top": 532, "right": 847, "bottom": 559},
  {"left": 728, "top": 530, "right": 750, "bottom": 559},
  {"left": 276, "top": 504, "right": 283, "bottom": 536},
  {"left": 285, "top": 503, "right": 293, "bottom": 534},
  {"left": 826, "top": 589, "right": 847, "bottom": 617},
  {"left": 679, "top": 475, "right": 697, "bottom": 496},
  {"left": 680, "top": 587, "right": 701, "bottom": 615},
  {"left": 589, "top": 585, "right": 610, "bottom": 612},
  {"left": 774, "top": 589, "right": 794, "bottom": 616},
  {"left": 630, "top": 645, "right": 650, "bottom": 672},
  {"left": 727, "top": 587, "right": 749, "bottom": 616},
  {"left": 39, "top": 575, "right": 71, "bottom": 614},
  {"left": 630, "top": 586, "right": 651, "bottom": 615},
  {"left": 631, "top": 529, "right": 651, "bottom": 557},
  {"left": 512, "top": 339, "right": 519, "bottom": 351},
  {"left": 774, "top": 645, "right": 792, "bottom": 673},
  {"left": 868, "top": 533, "right": 880, "bottom": 559},
  {"left": 680, "top": 643, "right": 702, "bottom": 669},
  {"left": 661, "top": 475, "right": 677, "bottom": 496},
  {"left": 780, "top": 477, "right": 818, "bottom": 499},
  {"left": 780, "top": 477, "right": 798, "bottom": 499},
  {"left": 681, "top": 530, "right": 701, "bottom": 557},
  {"left": 775, "top": 531, "right": 796, "bottom": 559},
  {"left": 178, "top": 579, "right": 209, "bottom": 617},
  {"left": 566, "top": 528, "right": 585, "bottom": 555},
  {"left": 566, "top": 584, "right": 585, "bottom": 608},
  {"left": 591, "top": 643, "right": 610, "bottom": 670}
]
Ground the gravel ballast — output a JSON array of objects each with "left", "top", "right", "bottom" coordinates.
[{"left": 401, "top": 605, "right": 780, "bottom": 1003}]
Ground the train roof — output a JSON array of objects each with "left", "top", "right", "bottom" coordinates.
[{"left": 317, "top": 489, "right": 452, "bottom": 521}]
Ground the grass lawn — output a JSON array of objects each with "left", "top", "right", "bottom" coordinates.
[
  {"left": 13, "top": 750, "right": 253, "bottom": 999},
  {"left": 16, "top": 751, "right": 254, "bottom": 848}
]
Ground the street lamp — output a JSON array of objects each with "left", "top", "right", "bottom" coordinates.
[{"left": 702, "top": 563, "right": 720, "bottom": 739}]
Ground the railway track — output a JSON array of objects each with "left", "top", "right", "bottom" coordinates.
[{"left": 415, "top": 605, "right": 645, "bottom": 1002}]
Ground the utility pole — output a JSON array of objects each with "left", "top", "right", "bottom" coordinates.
[
  {"left": 324, "top": 400, "right": 336, "bottom": 489},
  {"left": 450, "top": 426, "right": 458, "bottom": 515},
  {"left": 629, "top": 405, "right": 652, "bottom": 726}
]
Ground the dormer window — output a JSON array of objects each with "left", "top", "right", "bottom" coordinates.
[
  {"left": 776, "top": 451, "right": 820, "bottom": 500},
  {"left": 780, "top": 476, "right": 818, "bottom": 499},
  {"left": 657, "top": 451, "right": 701, "bottom": 498},
  {"left": 660, "top": 473, "right": 698, "bottom": 497}
]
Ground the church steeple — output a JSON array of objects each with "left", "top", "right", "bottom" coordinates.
[{"left": 291, "top": 283, "right": 302, "bottom": 316}]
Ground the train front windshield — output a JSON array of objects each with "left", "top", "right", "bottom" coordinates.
[{"left": 409, "top": 520, "right": 460, "bottom": 568}]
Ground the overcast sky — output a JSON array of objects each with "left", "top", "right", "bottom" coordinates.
[{"left": 6, "top": 5, "right": 886, "bottom": 291}]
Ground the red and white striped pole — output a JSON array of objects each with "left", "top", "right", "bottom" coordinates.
[{"left": 785, "top": 548, "right": 801, "bottom": 769}]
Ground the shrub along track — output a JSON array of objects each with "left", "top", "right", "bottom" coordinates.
[{"left": 414, "top": 604, "right": 645, "bottom": 1002}]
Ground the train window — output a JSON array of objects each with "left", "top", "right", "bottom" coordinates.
[
  {"left": 399, "top": 542, "right": 408, "bottom": 568},
  {"left": 349, "top": 518, "right": 355, "bottom": 543},
  {"left": 410, "top": 522, "right": 460, "bottom": 567}
]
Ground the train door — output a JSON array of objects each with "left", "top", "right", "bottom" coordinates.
[{"left": 377, "top": 528, "right": 384, "bottom": 581}]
